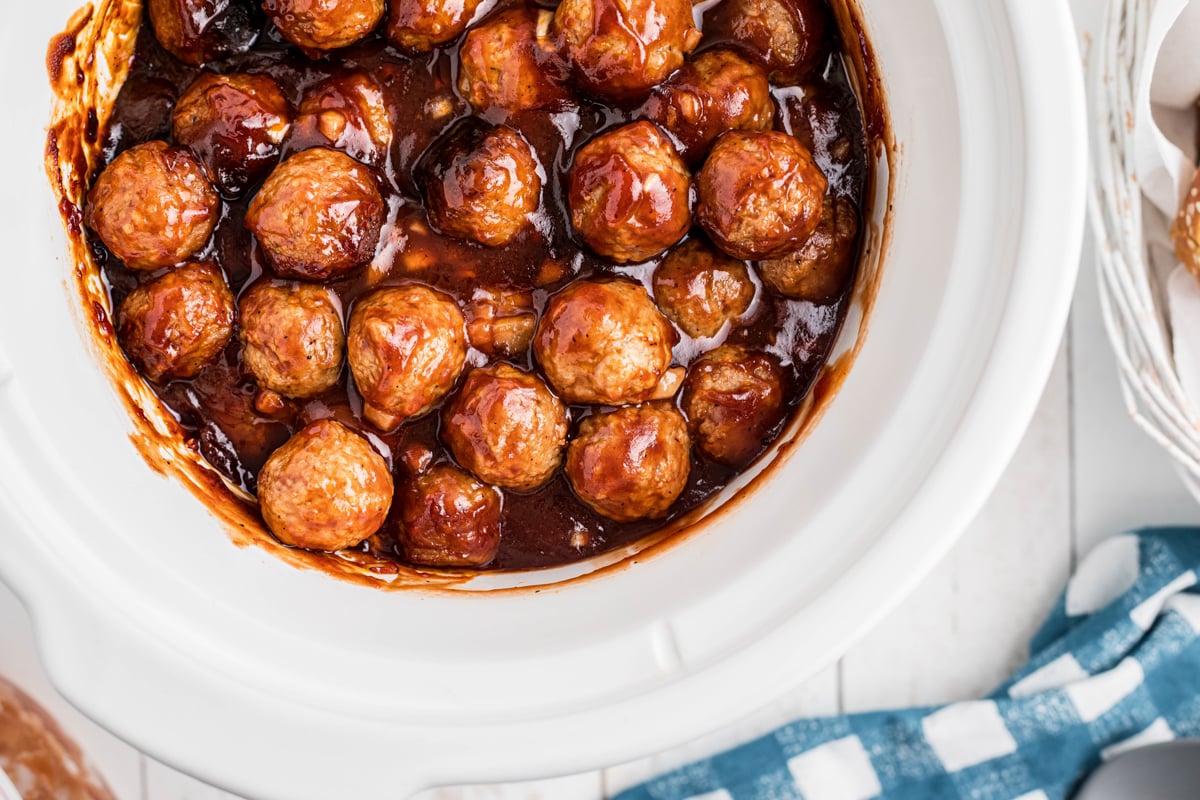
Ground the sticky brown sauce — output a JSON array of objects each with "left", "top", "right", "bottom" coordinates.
[{"left": 85, "top": 0, "right": 872, "bottom": 573}]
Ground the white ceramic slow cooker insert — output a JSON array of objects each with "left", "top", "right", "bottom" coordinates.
[{"left": 0, "top": 0, "right": 1084, "bottom": 796}]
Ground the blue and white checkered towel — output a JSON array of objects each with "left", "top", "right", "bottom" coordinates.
[{"left": 617, "top": 529, "right": 1200, "bottom": 800}]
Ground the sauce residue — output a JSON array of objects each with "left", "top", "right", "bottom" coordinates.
[{"left": 45, "top": 0, "right": 893, "bottom": 590}]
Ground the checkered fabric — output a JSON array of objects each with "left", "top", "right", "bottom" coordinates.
[{"left": 616, "top": 529, "right": 1200, "bottom": 800}]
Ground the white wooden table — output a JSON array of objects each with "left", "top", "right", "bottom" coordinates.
[{"left": 5, "top": 4, "right": 1199, "bottom": 798}]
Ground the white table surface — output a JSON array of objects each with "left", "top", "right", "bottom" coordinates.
[{"left": 5, "top": 3, "right": 1200, "bottom": 798}]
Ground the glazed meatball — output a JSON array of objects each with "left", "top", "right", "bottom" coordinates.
[
  {"left": 347, "top": 285, "right": 467, "bottom": 431},
  {"left": 258, "top": 419, "right": 393, "bottom": 551},
  {"left": 262, "top": 0, "right": 385, "bottom": 52},
  {"left": 697, "top": 131, "right": 827, "bottom": 260},
  {"left": 245, "top": 147, "right": 385, "bottom": 280},
  {"left": 386, "top": 0, "right": 486, "bottom": 52},
  {"left": 569, "top": 122, "right": 692, "bottom": 263},
  {"left": 172, "top": 72, "right": 292, "bottom": 197},
  {"left": 238, "top": 282, "right": 345, "bottom": 398},
  {"left": 553, "top": 0, "right": 701, "bottom": 101},
  {"left": 147, "top": 0, "right": 257, "bottom": 66},
  {"left": 442, "top": 364, "right": 568, "bottom": 491},
  {"left": 421, "top": 122, "right": 542, "bottom": 248},
  {"left": 397, "top": 465, "right": 503, "bottom": 567},
  {"left": 705, "top": 0, "right": 829, "bottom": 84},
  {"left": 534, "top": 279, "right": 677, "bottom": 405},
  {"left": 759, "top": 195, "right": 859, "bottom": 303},
  {"left": 682, "top": 344, "right": 787, "bottom": 466},
  {"left": 565, "top": 403, "right": 691, "bottom": 522},
  {"left": 644, "top": 49, "right": 776, "bottom": 165},
  {"left": 85, "top": 141, "right": 220, "bottom": 271},
  {"left": 117, "top": 261, "right": 235, "bottom": 382},
  {"left": 293, "top": 72, "right": 393, "bottom": 167},
  {"left": 458, "top": 5, "right": 571, "bottom": 116},
  {"left": 652, "top": 239, "right": 756, "bottom": 339}
]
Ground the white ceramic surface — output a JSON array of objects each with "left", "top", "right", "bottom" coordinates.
[{"left": 0, "top": 0, "right": 1085, "bottom": 797}]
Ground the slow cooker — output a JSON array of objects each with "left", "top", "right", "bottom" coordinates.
[{"left": 0, "top": 0, "right": 1084, "bottom": 796}]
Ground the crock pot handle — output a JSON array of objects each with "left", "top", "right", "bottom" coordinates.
[
  {"left": 0, "top": 467, "right": 53, "bottom": 615},
  {"left": 0, "top": 340, "right": 44, "bottom": 605},
  {"left": 28, "top": 587, "right": 440, "bottom": 800}
]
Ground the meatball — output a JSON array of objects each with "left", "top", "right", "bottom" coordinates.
[
  {"left": 258, "top": 419, "right": 393, "bottom": 551},
  {"left": 552, "top": 0, "right": 701, "bottom": 102},
  {"left": 147, "top": 0, "right": 257, "bottom": 66},
  {"left": 568, "top": 122, "right": 692, "bottom": 263},
  {"left": 681, "top": 344, "right": 787, "bottom": 466},
  {"left": 85, "top": 141, "right": 220, "bottom": 271},
  {"left": 117, "top": 261, "right": 235, "bottom": 382},
  {"left": 705, "top": 0, "right": 829, "bottom": 84},
  {"left": 697, "top": 131, "right": 827, "bottom": 260},
  {"left": 442, "top": 364, "right": 568, "bottom": 491},
  {"left": 262, "top": 0, "right": 385, "bottom": 52},
  {"left": 347, "top": 285, "right": 467, "bottom": 431},
  {"left": 238, "top": 282, "right": 345, "bottom": 398},
  {"left": 458, "top": 5, "right": 571, "bottom": 116},
  {"left": 759, "top": 195, "right": 859, "bottom": 303},
  {"left": 293, "top": 72, "right": 393, "bottom": 167},
  {"left": 397, "top": 465, "right": 503, "bottom": 567},
  {"left": 644, "top": 49, "right": 776, "bottom": 165},
  {"left": 172, "top": 72, "right": 292, "bottom": 197},
  {"left": 245, "top": 147, "right": 385, "bottom": 280},
  {"left": 652, "top": 239, "right": 756, "bottom": 339},
  {"left": 565, "top": 403, "right": 691, "bottom": 522},
  {"left": 534, "top": 279, "right": 677, "bottom": 405},
  {"left": 386, "top": 0, "right": 486, "bottom": 52},
  {"left": 421, "top": 122, "right": 542, "bottom": 248}
]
